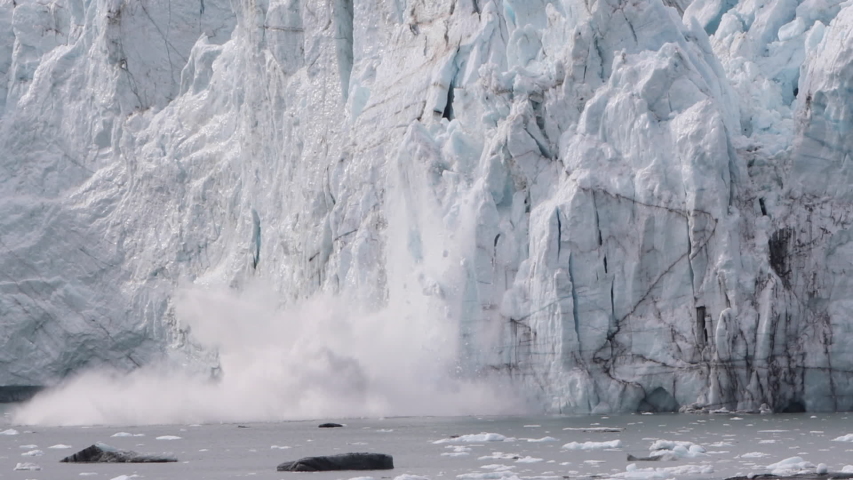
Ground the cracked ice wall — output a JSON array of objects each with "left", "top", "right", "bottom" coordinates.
[{"left": 2, "top": 0, "right": 853, "bottom": 413}]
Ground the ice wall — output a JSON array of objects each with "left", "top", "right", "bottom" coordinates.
[{"left": 2, "top": 0, "right": 853, "bottom": 413}]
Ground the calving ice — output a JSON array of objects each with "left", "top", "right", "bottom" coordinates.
[{"left": 0, "top": 0, "right": 852, "bottom": 420}]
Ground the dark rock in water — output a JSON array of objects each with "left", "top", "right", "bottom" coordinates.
[
  {"left": 277, "top": 453, "right": 394, "bottom": 472},
  {"left": 60, "top": 443, "right": 177, "bottom": 463},
  {"left": 626, "top": 453, "right": 674, "bottom": 461},
  {"left": 318, "top": 423, "right": 344, "bottom": 428},
  {"left": 725, "top": 475, "right": 853, "bottom": 480}
]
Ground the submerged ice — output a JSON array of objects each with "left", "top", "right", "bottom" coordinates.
[{"left": 2, "top": 0, "right": 853, "bottom": 420}]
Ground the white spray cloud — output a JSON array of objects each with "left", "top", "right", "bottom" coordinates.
[
  {"left": 12, "top": 286, "right": 523, "bottom": 426},
  {"left": 12, "top": 125, "right": 524, "bottom": 426}
]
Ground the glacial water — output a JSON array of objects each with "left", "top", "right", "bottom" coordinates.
[{"left": 2, "top": 413, "right": 853, "bottom": 480}]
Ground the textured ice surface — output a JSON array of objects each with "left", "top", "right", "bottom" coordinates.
[
  {"left": 647, "top": 439, "right": 706, "bottom": 458},
  {"left": 766, "top": 456, "right": 817, "bottom": 475},
  {"left": 3, "top": 0, "right": 853, "bottom": 415},
  {"left": 523, "top": 437, "right": 557, "bottom": 443},
  {"left": 561, "top": 440, "right": 622, "bottom": 450}
]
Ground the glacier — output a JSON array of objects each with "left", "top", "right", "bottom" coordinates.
[{"left": 2, "top": 0, "right": 853, "bottom": 416}]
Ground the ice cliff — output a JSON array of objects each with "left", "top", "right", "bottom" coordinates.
[{"left": 2, "top": 0, "right": 853, "bottom": 413}]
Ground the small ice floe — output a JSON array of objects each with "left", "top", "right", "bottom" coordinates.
[
  {"left": 434, "top": 433, "right": 514, "bottom": 444},
  {"left": 442, "top": 446, "right": 472, "bottom": 457},
  {"left": 394, "top": 475, "right": 430, "bottom": 480},
  {"left": 739, "top": 452, "right": 770, "bottom": 458},
  {"left": 842, "top": 465, "right": 853, "bottom": 473},
  {"left": 647, "top": 440, "right": 706, "bottom": 459},
  {"left": 759, "top": 440, "right": 776, "bottom": 444},
  {"left": 376, "top": 429, "right": 394, "bottom": 433},
  {"left": 111, "top": 432, "right": 144, "bottom": 437},
  {"left": 562, "top": 440, "right": 622, "bottom": 450},
  {"left": 156, "top": 435, "right": 182, "bottom": 440},
  {"left": 833, "top": 434, "right": 853, "bottom": 442},
  {"left": 79, "top": 473, "right": 97, "bottom": 476},
  {"left": 708, "top": 442, "right": 734, "bottom": 447},
  {"left": 478, "top": 452, "right": 522, "bottom": 460},
  {"left": 523, "top": 425, "right": 541, "bottom": 428},
  {"left": 21, "top": 449, "right": 44, "bottom": 456},
  {"left": 271, "top": 445, "right": 291, "bottom": 450},
  {"left": 457, "top": 471, "right": 519, "bottom": 479},
  {"left": 14, "top": 462, "right": 41, "bottom": 471},
  {"left": 611, "top": 463, "right": 713, "bottom": 478},
  {"left": 50, "top": 444, "right": 73, "bottom": 449},
  {"left": 110, "top": 475, "right": 141, "bottom": 480},
  {"left": 758, "top": 430, "right": 789, "bottom": 433},
  {"left": 0, "top": 428, "right": 19, "bottom": 435},
  {"left": 347, "top": 476, "right": 376, "bottom": 480},
  {"left": 766, "top": 456, "right": 816, "bottom": 475},
  {"left": 524, "top": 437, "right": 558, "bottom": 443},
  {"left": 481, "top": 464, "right": 514, "bottom": 471},
  {"left": 20, "top": 444, "right": 38, "bottom": 448},
  {"left": 515, "top": 456, "right": 543, "bottom": 463}
]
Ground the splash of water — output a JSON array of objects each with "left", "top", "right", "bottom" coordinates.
[
  {"left": 13, "top": 125, "right": 523, "bottom": 426},
  {"left": 13, "top": 287, "right": 520, "bottom": 426}
]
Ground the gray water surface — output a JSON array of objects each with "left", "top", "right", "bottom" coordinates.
[{"left": 1, "top": 413, "right": 852, "bottom": 479}]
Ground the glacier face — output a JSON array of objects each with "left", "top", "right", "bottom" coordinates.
[{"left": 2, "top": 0, "right": 853, "bottom": 414}]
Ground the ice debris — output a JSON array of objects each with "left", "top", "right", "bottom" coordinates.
[
  {"left": 434, "top": 433, "right": 514, "bottom": 444},
  {"left": 561, "top": 439, "right": 622, "bottom": 450}
]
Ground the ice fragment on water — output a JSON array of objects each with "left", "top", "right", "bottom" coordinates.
[
  {"left": 434, "top": 433, "right": 513, "bottom": 444},
  {"left": 515, "top": 456, "right": 543, "bottom": 463},
  {"left": 524, "top": 437, "right": 557, "bottom": 442},
  {"left": 562, "top": 440, "right": 622, "bottom": 450},
  {"left": 739, "top": 452, "right": 769, "bottom": 458}
]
